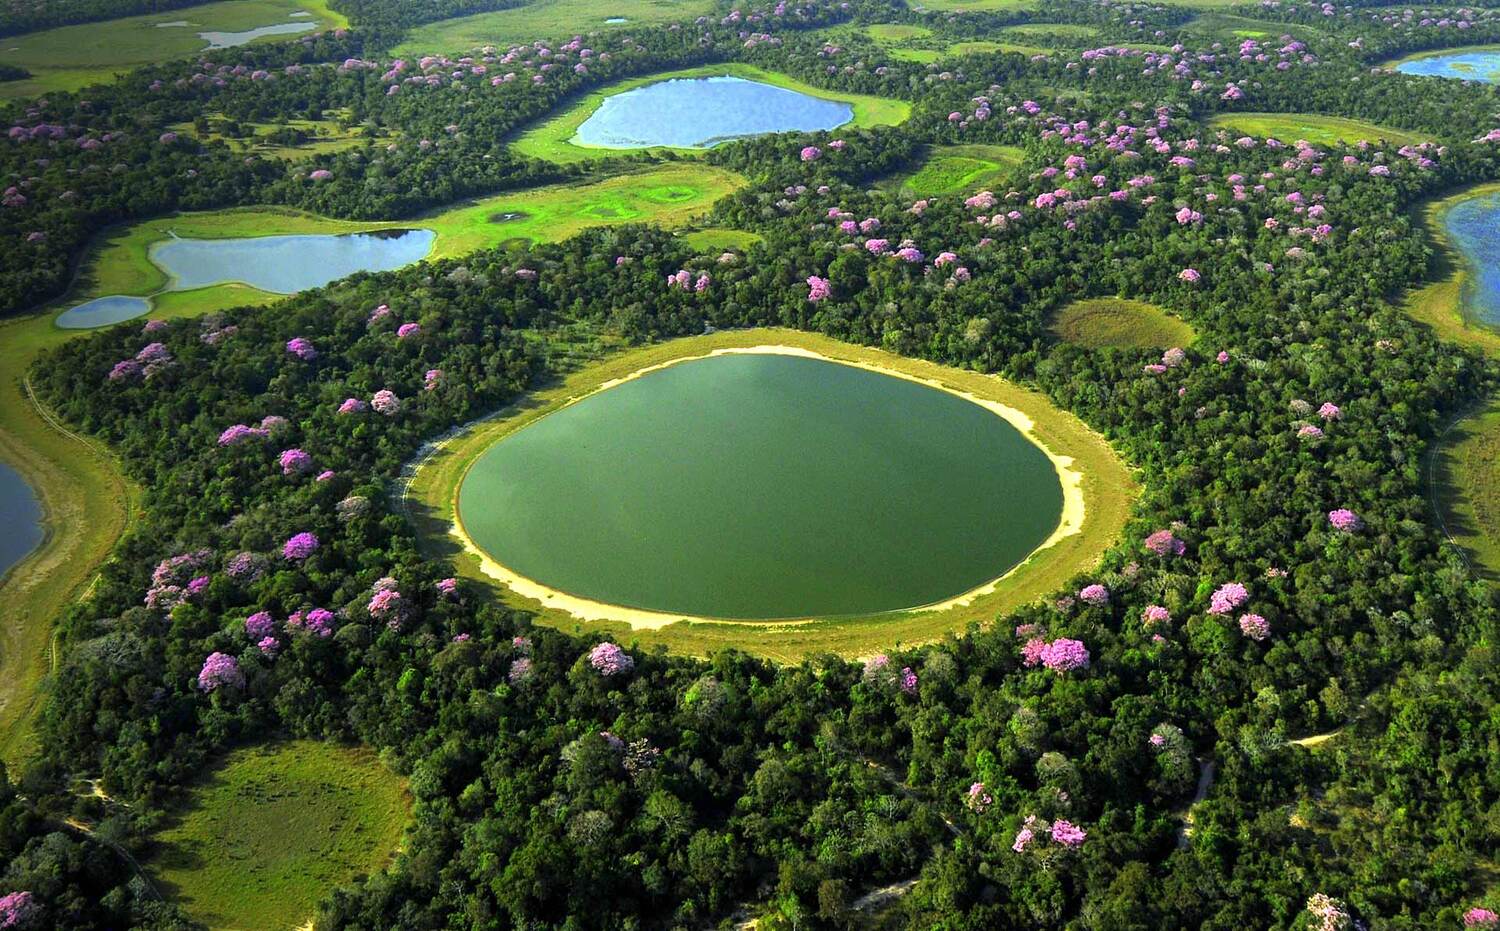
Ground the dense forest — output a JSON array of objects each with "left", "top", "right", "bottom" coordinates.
[{"left": 0, "top": 0, "right": 1498, "bottom": 928}]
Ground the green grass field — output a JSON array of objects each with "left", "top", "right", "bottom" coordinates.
[
  {"left": 1047, "top": 298, "right": 1198, "bottom": 349},
  {"left": 679, "top": 227, "right": 764, "bottom": 252},
  {"left": 914, "top": 0, "right": 1038, "bottom": 12},
  {"left": 150, "top": 741, "right": 408, "bottom": 931},
  {"left": 509, "top": 64, "right": 911, "bottom": 164},
  {"left": 403, "top": 328, "right": 1135, "bottom": 662},
  {"left": 167, "top": 110, "right": 390, "bottom": 162},
  {"left": 999, "top": 23, "right": 1101, "bottom": 40},
  {"left": 886, "top": 144, "right": 1026, "bottom": 198},
  {"left": 392, "top": 0, "right": 714, "bottom": 57},
  {"left": 0, "top": 0, "right": 344, "bottom": 98},
  {"left": 1433, "top": 398, "right": 1500, "bottom": 580},
  {"left": 1208, "top": 113, "right": 1427, "bottom": 147},
  {"left": 1183, "top": 13, "right": 1315, "bottom": 41}
]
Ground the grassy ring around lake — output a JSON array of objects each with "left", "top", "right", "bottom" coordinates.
[
  {"left": 403, "top": 329, "right": 1134, "bottom": 661},
  {"left": 508, "top": 64, "right": 912, "bottom": 164}
]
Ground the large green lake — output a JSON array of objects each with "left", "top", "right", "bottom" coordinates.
[{"left": 458, "top": 352, "right": 1064, "bottom": 619}]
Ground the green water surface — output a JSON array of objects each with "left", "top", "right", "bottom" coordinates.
[{"left": 458, "top": 352, "right": 1064, "bottom": 618}]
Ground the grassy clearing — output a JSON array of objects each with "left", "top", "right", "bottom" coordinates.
[
  {"left": 999, "top": 23, "right": 1101, "bottom": 40},
  {"left": 392, "top": 0, "right": 714, "bottom": 57},
  {"left": 1208, "top": 113, "right": 1426, "bottom": 147},
  {"left": 509, "top": 64, "right": 911, "bottom": 164},
  {"left": 1401, "top": 183, "right": 1500, "bottom": 357},
  {"left": 1183, "top": 13, "right": 1314, "bottom": 41},
  {"left": 0, "top": 164, "right": 740, "bottom": 767},
  {"left": 150, "top": 740, "right": 408, "bottom": 931},
  {"left": 167, "top": 110, "right": 390, "bottom": 162},
  {"left": 885, "top": 143, "right": 1025, "bottom": 198},
  {"left": 403, "top": 327, "right": 1135, "bottom": 662},
  {"left": 0, "top": 0, "right": 344, "bottom": 99},
  {"left": 914, "top": 0, "right": 1038, "bottom": 12},
  {"left": 678, "top": 227, "right": 763, "bottom": 252},
  {"left": 1048, "top": 298, "right": 1198, "bottom": 349},
  {"left": 1433, "top": 398, "right": 1500, "bottom": 580}
]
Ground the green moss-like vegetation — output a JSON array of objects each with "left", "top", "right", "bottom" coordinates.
[
  {"left": 0, "top": 0, "right": 345, "bottom": 99},
  {"left": 1207, "top": 113, "right": 1427, "bottom": 147},
  {"left": 679, "top": 227, "right": 764, "bottom": 252},
  {"left": 999, "top": 23, "right": 1101, "bottom": 40},
  {"left": 915, "top": 0, "right": 1038, "bottom": 11},
  {"left": 166, "top": 110, "right": 391, "bottom": 162},
  {"left": 509, "top": 64, "right": 911, "bottom": 164},
  {"left": 1047, "top": 298, "right": 1198, "bottom": 349},
  {"left": 887, "top": 144, "right": 1026, "bottom": 198},
  {"left": 1433, "top": 398, "right": 1500, "bottom": 580},
  {"left": 391, "top": 0, "right": 716, "bottom": 57},
  {"left": 150, "top": 741, "right": 408, "bottom": 931}
]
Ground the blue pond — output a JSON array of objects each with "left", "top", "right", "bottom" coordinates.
[
  {"left": 1395, "top": 48, "right": 1500, "bottom": 83},
  {"left": 56, "top": 295, "right": 152, "bottom": 329},
  {"left": 1444, "top": 189, "right": 1500, "bottom": 327},
  {"left": 574, "top": 75, "right": 852, "bottom": 149},
  {"left": 199, "top": 22, "right": 318, "bottom": 49},
  {"left": 0, "top": 461, "right": 43, "bottom": 582},
  {"left": 57, "top": 229, "right": 433, "bottom": 329},
  {"left": 151, "top": 228, "right": 434, "bottom": 293}
]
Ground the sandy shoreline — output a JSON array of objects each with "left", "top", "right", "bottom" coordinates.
[{"left": 448, "top": 343, "right": 1088, "bottom": 631}]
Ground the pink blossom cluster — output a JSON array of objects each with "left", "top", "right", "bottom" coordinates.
[
  {"left": 964, "top": 781, "right": 992, "bottom": 813},
  {"left": 286, "top": 337, "right": 317, "bottom": 360},
  {"left": 1209, "top": 582, "right": 1249, "bottom": 615},
  {"left": 508, "top": 657, "right": 535, "bottom": 685},
  {"left": 198, "top": 652, "right": 244, "bottom": 691},
  {"left": 1040, "top": 638, "right": 1090, "bottom": 673},
  {"left": 1078, "top": 583, "right": 1110, "bottom": 606},
  {"left": 1012, "top": 814, "right": 1087, "bottom": 852},
  {"left": 1239, "top": 613, "right": 1271, "bottom": 641},
  {"left": 245, "top": 611, "right": 275, "bottom": 639},
  {"left": 1328, "top": 508, "right": 1363, "bottom": 532},
  {"left": 288, "top": 607, "right": 335, "bottom": 637},
  {"left": 279, "top": 448, "right": 314, "bottom": 476},
  {"left": 371, "top": 389, "right": 401, "bottom": 416},
  {"left": 1465, "top": 907, "right": 1499, "bottom": 929},
  {"left": 1144, "top": 529, "right": 1187, "bottom": 556},
  {"left": 0, "top": 890, "right": 39, "bottom": 928},
  {"left": 282, "top": 532, "right": 319, "bottom": 561},
  {"left": 1143, "top": 604, "right": 1172, "bottom": 626},
  {"left": 1305, "top": 893, "right": 1353, "bottom": 931},
  {"left": 397, "top": 322, "right": 421, "bottom": 339},
  {"left": 806, "top": 275, "right": 830, "bottom": 302},
  {"left": 589, "top": 641, "right": 634, "bottom": 676}
]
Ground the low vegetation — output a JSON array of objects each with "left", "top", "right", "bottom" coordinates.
[
  {"left": 1047, "top": 298, "right": 1197, "bottom": 350},
  {"left": 1208, "top": 113, "right": 1427, "bottom": 147},
  {"left": 149, "top": 741, "right": 407, "bottom": 931}
]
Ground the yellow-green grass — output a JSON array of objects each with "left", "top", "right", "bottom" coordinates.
[
  {"left": 509, "top": 64, "right": 911, "bottom": 164},
  {"left": 892, "top": 42, "right": 1051, "bottom": 63},
  {"left": 402, "top": 327, "right": 1135, "bottom": 663},
  {"left": 1184, "top": 13, "right": 1314, "bottom": 39},
  {"left": 150, "top": 740, "right": 408, "bottom": 931},
  {"left": 866, "top": 24, "right": 932, "bottom": 42},
  {"left": 887, "top": 143, "right": 1026, "bottom": 198},
  {"left": 1047, "top": 298, "right": 1198, "bottom": 350},
  {"left": 1404, "top": 184, "right": 1500, "bottom": 578},
  {"left": 913, "top": 0, "right": 1038, "bottom": 12},
  {"left": 1382, "top": 43, "right": 1500, "bottom": 75},
  {"left": 1208, "top": 113, "right": 1426, "bottom": 147},
  {"left": 0, "top": 0, "right": 345, "bottom": 99},
  {"left": 0, "top": 164, "right": 741, "bottom": 767},
  {"left": 678, "top": 227, "right": 763, "bottom": 252},
  {"left": 999, "top": 23, "right": 1101, "bottom": 40},
  {"left": 392, "top": 0, "right": 715, "bottom": 58},
  {"left": 1432, "top": 398, "right": 1500, "bottom": 580},
  {"left": 167, "top": 112, "right": 391, "bottom": 162}
]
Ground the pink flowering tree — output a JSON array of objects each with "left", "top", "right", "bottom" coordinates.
[
  {"left": 1040, "top": 638, "right": 1090, "bottom": 673},
  {"left": 589, "top": 642, "right": 634, "bottom": 676},
  {"left": 282, "top": 532, "right": 319, "bottom": 561},
  {"left": 0, "top": 891, "right": 39, "bottom": 929},
  {"left": 1208, "top": 582, "right": 1249, "bottom": 615},
  {"left": 197, "top": 652, "right": 244, "bottom": 691}
]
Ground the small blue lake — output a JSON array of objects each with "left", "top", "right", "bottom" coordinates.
[
  {"left": 56, "top": 295, "right": 152, "bottom": 329},
  {"left": 199, "top": 21, "right": 318, "bottom": 49},
  {"left": 57, "top": 229, "right": 433, "bottom": 329},
  {"left": 574, "top": 75, "right": 853, "bottom": 149},
  {"left": 0, "top": 461, "right": 43, "bottom": 582},
  {"left": 1395, "top": 48, "right": 1500, "bottom": 82},
  {"left": 151, "top": 228, "right": 434, "bottom": 293},
  {"left": 1445, "top": 190, "right": 1500, "bottom": 327}
]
